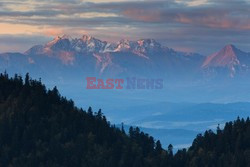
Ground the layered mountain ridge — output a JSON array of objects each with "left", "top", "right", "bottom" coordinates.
[
  {"left": 1, "top": 34, "right": 250, "bottom": 81},
  {"left": 26, "top": 35, "right": 167, "bottom": 55}
]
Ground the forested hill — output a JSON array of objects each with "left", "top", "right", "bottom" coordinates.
[
  {"left": 184, "top": 117, "right": 250, "bottom": 166},
  {"left": 0, "top": 73, "right": 250, "bottom": 167},
  {"left": 0, "top": 73, "right": 171, "bottom": 167}
]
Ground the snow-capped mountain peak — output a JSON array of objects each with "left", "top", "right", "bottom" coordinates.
[
  {"left": 202, "top": 44, "right": 241, "bottom": 68},
  {"left": 202, "top": 44, "right": 250, "bottom": 78},
  {"left": 137, "top": 39, "right": 160, "bottom": 47},
  {"left": 135, "top": 39, "right": 161, "bottom": 53},
  {"left": 73, "top": 35, "right": 107, "bottom": 53},
  {"left": 10, "top": 34, "right": 250, "bottom": 79},
  {"left": 81, "top": 35, "right": 93, "bottom": 41},
  {"left": 49, "top": 34, "right": 72, "bottom": 44},
  {"left": 113, "top": 39, "right": 162, "bottom": 53},
  {"left": 44, "top": 35, "right": 73, "bottom": 52},
  {"left": 60, "top": 34, "right": 73, "bottom": 40},
  {"left": 39, "top": 34, "right": 108, "bottom": 53},
  {"left": 27, "top": 35, "right": 169, "bottom": 55},
  {"left": 114, "top": 39, "right": 136, "bottom": 52}
]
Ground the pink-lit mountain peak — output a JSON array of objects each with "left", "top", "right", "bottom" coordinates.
[
  {"left": 220, "top": 44, "right": 239, "bottom": 56},
  {"left": 223, "top": 44, "right": 236, "bottom": 50},
  {"left": 202, "top": 44, "right": 243, "bottom": 67},
  {"left": 59, "top": 34, "right": 73, "bottom": 40},
  {"left": 137, "top": 39, "right": 161, "bottom": 49},
  {"left": 114, "top": 38, "right": 163, "bottom": 53},
  {"left": 48, "top": 34, "right": 99, "bottom": 45},
  {"left": 41, "top": 35, "right": 168, "bottom": 53},
  {"left": 44, "top": 34, "right": 72, "bottom": 50},
  {"left": 51, "top": 34, "right": 73, "bottom": 43},
  {"left": 81, "top": 35, "right": 93, "bottom": 41},
  {"left": 216, "top": 44, "right": 239, "bottom": 64},
  {"left": 80, "top": 35, "right": 105, "bottom": 44}
]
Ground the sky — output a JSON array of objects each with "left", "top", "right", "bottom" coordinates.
[{"left": 0, "top": 0, "right": 250, "bottom": 55}]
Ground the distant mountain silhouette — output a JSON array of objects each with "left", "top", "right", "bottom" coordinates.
[{"left": 1, "top": 35, "right": 250, "bottom": 80}]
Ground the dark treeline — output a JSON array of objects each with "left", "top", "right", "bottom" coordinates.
[
  {"left": 0, "top": 72, "right": 249, "bottom": 167},
  {"left": 184, "top": 116, "right": 250, "bottom": 166}
]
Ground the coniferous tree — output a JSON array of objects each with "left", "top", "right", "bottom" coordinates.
[{"left": 1, "top": 73, "right": 250, "bottom": 167}]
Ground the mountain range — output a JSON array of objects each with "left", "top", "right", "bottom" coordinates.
[
  {"left": 1, "top": 35, "right": 250, "bottom": 81},
  {"left": 1, "top": 35, "right": 250, "bottom": 152}
]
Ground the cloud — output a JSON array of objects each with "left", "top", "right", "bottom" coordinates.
[
  {"left": 0, "top": 0, "right": 249, "bottom": 54},
  {"left": 118, "top": 1, "right": 250, "bottom": 30},
  {"left": 1, "top": 0, "right": 249, "bottom": 30},
  {"left": 0, "top": 10, "right": 60, "bottom": 17},
  {"left": 43, "top": 28, "right": 65, "bottom": 36}
]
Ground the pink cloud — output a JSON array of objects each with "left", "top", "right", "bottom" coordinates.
[
  {"left": 121, "top": 7, "right": 250, "bottom": 30},
  {"left": 43, "top": 28, "right": 65, "bottom": 37}
]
